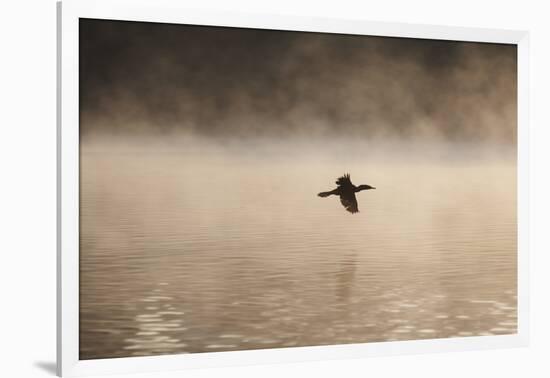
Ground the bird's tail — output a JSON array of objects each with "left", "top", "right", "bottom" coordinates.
[{"left": 318, "top": 191, "right": 334, "bottom": 197}]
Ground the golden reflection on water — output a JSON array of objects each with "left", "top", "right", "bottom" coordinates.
[{"left": 79, "top": 140, "right": 517, "bottom": 359}]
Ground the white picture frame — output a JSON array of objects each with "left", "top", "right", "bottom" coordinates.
[{"left": 57, "top": 0, "right": 530, "bottom": 376}]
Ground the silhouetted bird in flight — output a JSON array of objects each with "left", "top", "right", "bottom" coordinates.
[{"left": 318, "top": 174, "right": 375, "bottom": 214}]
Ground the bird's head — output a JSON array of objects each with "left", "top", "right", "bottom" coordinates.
[{"left": 357, "top": 184, "right": 376, "bottom": 191}]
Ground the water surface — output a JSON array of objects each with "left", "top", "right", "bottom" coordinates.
[{"left": 79, "top": 139, "right": 517, "bottom": 359}]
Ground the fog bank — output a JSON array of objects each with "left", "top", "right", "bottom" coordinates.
[{"left": 80, "top": 19, "right": 517, "bottom": 144}]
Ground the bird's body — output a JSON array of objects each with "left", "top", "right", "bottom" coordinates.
[{"left": 318, "top": 174, "right": 375, "bottom": 213}]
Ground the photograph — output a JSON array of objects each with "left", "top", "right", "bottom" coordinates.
[{"left": 78, "top": 18, "right": 517, "bottom": 360}]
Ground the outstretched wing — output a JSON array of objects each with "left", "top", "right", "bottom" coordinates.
[
  {"left": 340, "top": 192, "right": 359, "bottom": 214},
  {"left": 336, "top": 173, "right": 353, "bottom": 188}
]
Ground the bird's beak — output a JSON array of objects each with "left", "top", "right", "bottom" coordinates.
[{"left": 371, "top": 187, "right": 376, "bottom": 190}]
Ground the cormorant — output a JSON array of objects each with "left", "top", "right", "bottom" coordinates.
[{"left": 318, "top": 174, "right": 375, "bottom": 214}]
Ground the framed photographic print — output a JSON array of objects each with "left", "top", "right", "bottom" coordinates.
[{"left": 57, "top": 0, "right": 529, "bottom": 376}]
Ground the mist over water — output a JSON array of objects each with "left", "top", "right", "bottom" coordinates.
[
  {"left": 79, "top": 136, "right": 516, "bottom": 359},
  {"left": 79, "top": 18, "right": 517, "bottom": 359},
  {"left": 80, "top": 20, "right": 517, "bottom": 144}
]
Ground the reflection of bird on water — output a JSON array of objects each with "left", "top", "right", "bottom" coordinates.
[
  {"left": 318, "top": 173, "right": 375, "bottom": 213},
  {"left": 336, "top": 253, "right": 358, "bottom": 302}
]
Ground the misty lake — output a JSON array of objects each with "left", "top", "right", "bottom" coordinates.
[{"left": 79, "top": 138, "right": 517, "bottom": 359}]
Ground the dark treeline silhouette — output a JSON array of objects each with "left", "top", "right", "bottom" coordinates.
[{"left": 79, "top": 19, "right": 517, "bottom": 143}]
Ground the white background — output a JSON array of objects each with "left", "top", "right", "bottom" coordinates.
[{"left": 0, "top": 0, "right": 548, "bottom": 377}]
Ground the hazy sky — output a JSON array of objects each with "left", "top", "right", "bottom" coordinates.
[{"left": 80, "top": 18, "right": 517, "bottom": 143}]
